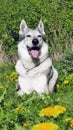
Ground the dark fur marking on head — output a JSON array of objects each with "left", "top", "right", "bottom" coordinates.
[
  {"left": 42, "top": 34, "right": 46, "bottom": 42},
  {"left": 19, "top": 35, "right": 25, "bottom": 41},
  {"left": 36, "top": 28, "right": 46, "bottom": 42},
  {"left": 19, "top": 28, "right": 31, "bottom": 41}
]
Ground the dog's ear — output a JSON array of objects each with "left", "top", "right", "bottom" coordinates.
[
  {"left": 37, "top": 20, "right": 46, "bottom": 41},
  {"left": 19, "top": 19, "right": 28, "bottom": 35},
  {"left": 37, "top": 20, "right": 45, "bottom": 35},
  {"left": 19, "top": 20, "right": 28, "bottom": 41}
]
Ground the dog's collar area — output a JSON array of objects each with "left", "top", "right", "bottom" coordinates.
[
  {"left": 23, "top": 53, "right": 49, "bottom": 72},
  {"left": 27, "top": 57, "right": 48, "bottom": 72}
]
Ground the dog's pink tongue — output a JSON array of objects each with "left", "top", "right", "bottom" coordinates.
[{"left": 31, "top": 50, "right": 39, "bottom": 58}]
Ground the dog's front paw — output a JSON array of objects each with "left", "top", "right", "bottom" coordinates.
[
  {"left": 17, "top": 90, "right": 24, "bottom": 96},
  {"left": 17, "top": 89, "right": 33, "bottom": 96}
]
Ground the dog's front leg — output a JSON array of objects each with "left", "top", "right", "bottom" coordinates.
[
  {"left": 15, "top": 60, "right": 33, "bottom": 96},
  {"left": 17, "top": 76, "right": 33, "bottom": 96},
  {"left": 15, "top": 60, "right": 27, "bottom": 76}
]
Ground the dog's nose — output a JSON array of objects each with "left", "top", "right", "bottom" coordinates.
[{"left": 32, "top": 38, "right": 39, "bottom": 46}]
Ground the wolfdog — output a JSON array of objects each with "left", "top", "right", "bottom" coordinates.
[{"left": 15, "top": 20, "right": 58, "bottom": 96}]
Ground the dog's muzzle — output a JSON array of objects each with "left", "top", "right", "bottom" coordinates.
[
  {"left": 26, "top": 38, "right": 41, "bottom": 59},
  {"left": 27, "top": 45, "right": 40, "bottom": 59},
  {"left": 32, "top": 38, "right": 39, "bottom": 46}
]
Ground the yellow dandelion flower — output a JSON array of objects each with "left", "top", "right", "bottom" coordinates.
[
  {"left": 39, "top": 105, "right": 66, "bottom": 118},
  {"left": 64, "top": 80, "right": 69, "bottom": 84},
  {"left": 32, "top": 122, "right": 58, "bottom": 130},
  {"left": 54, "top": 105, "right": 66, "bottom": 114},
  {"left": 69, "top": 119, "right": 73, "bottom": 127},
  {"left": 64, "top": 117, "right": 72, "bottom": 121},
  {"left": 16, "top": 106, "right": 24, "bottom": 111},
  {"left": 0, "top": 85, "right": 4, "bottom": 89},
  {"left": 11, "top": 77, "right": 14, "bottom": 80},
  {"left": 69, "top": 73, "right": 73, "bottom": 77},
  {"left": 52, "top": 105, "right": 66, "bottom": 117},
  {"left": 11, "top": 72, "right": 18, "bottom": 75},
  {"left": 39, "top": 107, "right": 54, "bottom": 117},
  {"left": 56, "top": 84, "right": 60, "bottom": 89},
  {"left": 15, "top": 79, "right": 18, "bottom": 82},
  {"left": 10, "top": 72, "right": 18, "bottom": 81},
  {"left": 11, "top": 72, "right": 18, "bottom": 76},
  {"left": 6, "top": 75, "right": 9, "bottom": 79},
  {"left": 23, "top": 122, "right": 29, "bottom": 127}
]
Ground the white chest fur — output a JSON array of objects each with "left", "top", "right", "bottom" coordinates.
[
  {"left": 15, "top": 58, "right": 52, "bottom": 95},
  {"left": 15, "top": 57, "right": 52, "bottom": 78}
]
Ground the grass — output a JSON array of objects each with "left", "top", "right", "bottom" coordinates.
[{"left": 0, "top": 52, "right": 73, "bottom": 130}]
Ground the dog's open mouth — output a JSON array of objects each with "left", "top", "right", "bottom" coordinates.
[{"left": 27, "top": 46, "right": 40, "bottom": 59}]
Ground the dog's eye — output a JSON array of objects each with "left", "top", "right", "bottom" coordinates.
[
  {"left": 26, "top": 35, "right": 31, "bottom": 37},
  {"left": 38, "top": 35, "right": 42, "bottom": 37}
]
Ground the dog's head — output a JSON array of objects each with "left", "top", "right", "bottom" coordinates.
[{"left": 19, "top": 20, "right": 46, "bottom": 59}]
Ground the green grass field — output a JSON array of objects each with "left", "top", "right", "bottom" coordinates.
[{"left": 0, "top": 52, "right": 73, "bottom": 130}]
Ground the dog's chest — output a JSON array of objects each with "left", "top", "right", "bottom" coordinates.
[
  {"left": 26, "top": 59, "right": 51, "bottom": 78},
  {"left": 27, "top": 68, "right": 44, "bottom": 78}
]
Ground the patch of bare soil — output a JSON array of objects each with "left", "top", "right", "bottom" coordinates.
[
  {"left": 51, "top": 52, "right": 62, "bottom": 61},
  {"left": 0, "top": 45, "right": 18, "bottom": 64},
  {"left": 0, "top": 45, "right": 9, "bottom": 64}
]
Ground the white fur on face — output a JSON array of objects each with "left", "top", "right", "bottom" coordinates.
[{"left": 22, "top": 29, "right": 43, "bottom": 48}]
